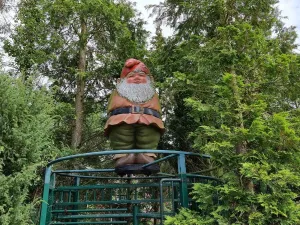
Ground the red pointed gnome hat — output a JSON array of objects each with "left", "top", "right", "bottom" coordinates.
[{"left": 120, "top": 58, "right": 150, "bottom": 79}]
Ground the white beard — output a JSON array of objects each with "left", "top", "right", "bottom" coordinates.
[{"left": 116, "top": 77, "right": 156, "bottom": 104}]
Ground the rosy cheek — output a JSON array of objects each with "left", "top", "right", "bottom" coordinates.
[
  {"left": 139, "top": 78, "right": 147, "bottom": 83},
  {"left": 126, "top": 78, "right": 135, "bottom": 83}
]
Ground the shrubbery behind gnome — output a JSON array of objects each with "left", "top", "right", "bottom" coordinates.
[{"left": 104, "top": 58, "right": 165, "bottom": 175}]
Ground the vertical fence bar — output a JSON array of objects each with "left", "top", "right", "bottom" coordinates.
[
  {"left": 85, "top": 190, "right": 89, "bottom": 202},
  {"left": 160, "top": 181, "right": 164, "bottom": 224},
  {"left": 73, "top": 177, "right": 80, "bottom": 205},
  {"left": 174, "top": 184, "right": 179, "bottom": 213},
  {"left": 171, "top": 181, "right": 175, "bottom": 212},
  {"left": 39, "top": 166, "right": 52, "bottom": 225},
  {"left": 68, "top": 191, "right": 71, "bottom": 202},
  {"left": 178, "top": 154, "right": 189, "bottom": 208},
  {"left": 160, "top": 179, "right": 181, "bottom": 225},
  {"left": 133, "top": 205, "right": 139, "bottom": 225},
  {"left": 72, "top": 177, "right": 80, "bottom": 223},
  {"left": 59, "top": 191, "right": 63, "bottom": 202}
]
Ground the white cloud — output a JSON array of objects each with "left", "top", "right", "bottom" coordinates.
[{"left": 278, "top": 0, "right": 300, "bottom": 47}]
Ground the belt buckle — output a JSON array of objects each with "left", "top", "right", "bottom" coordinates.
[{"left": 132, "top": 105, "right": 144, "bottom": 114}]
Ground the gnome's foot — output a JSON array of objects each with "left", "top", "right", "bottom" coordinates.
[
  {"left": 115, "top": 164, "right": 160, "bottom": 176},
  {"left": 137, "top": 153, "right": 160, "bottom": 175},
  {"left": 136, "top": 153, "right": 155, "bottom": 164},
  {"left": 114, "top": 153, "right": 160, "bottom": 176},
  {"left": 136, "top": 153, "right": 160, "bottom": 175},
  {"left": 114, "top": 154, "right": 135, "bottom": 168}
]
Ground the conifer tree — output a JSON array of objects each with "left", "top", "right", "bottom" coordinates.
[
  {"left": 4, "top": 0, "right": 148, "bottom": 150},
  {"left": 0, "top": 74, "right": 60, "bottom": 224},
  {"left": 149, "top": 0, "right": 300, "bottom": 224}
]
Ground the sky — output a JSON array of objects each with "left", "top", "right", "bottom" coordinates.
[
  {"left": 135, "top": 0, "right": 300, "bottom": 47},
  {"left": 1, "top": 1, "right": 300, "bottom": 70}
]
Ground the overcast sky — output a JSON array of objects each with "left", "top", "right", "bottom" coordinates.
[
  {"left": 1, "top": 0, "right": 300, "bottom": 70},
  {"left": 135, "top": 0, "right": 300, "bottom": 47}
]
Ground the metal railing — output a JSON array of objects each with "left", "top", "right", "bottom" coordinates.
[{"left": 39, "top": 149, "right": 219, "bottom": 225}]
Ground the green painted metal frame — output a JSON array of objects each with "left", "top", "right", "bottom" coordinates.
[
  {"left": 46, "top": 150, "right": 210, "bottom": 166},
  {"left": 39, "top": 149, "right": 216, "bottom": 225},
  {"left": 159, "top": 178, "right": 181, "bottom": 222}
]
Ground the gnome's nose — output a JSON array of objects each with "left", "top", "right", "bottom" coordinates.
[{"left": 126, "top": 73, "right": 147, "bottom": 84}]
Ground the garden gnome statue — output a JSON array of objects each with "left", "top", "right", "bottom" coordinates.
[{"left": 104, "top": 58, "right": 165, "bottom": 175}]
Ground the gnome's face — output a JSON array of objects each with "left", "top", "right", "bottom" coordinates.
[
  {"left": 116, "top": 58, "right": 155, "bottom": 103},
  {"left": 126, "top": 71, "right": 148, "bottom": 84},
  {"left": 116, "top": 74, "right": 155, "bottom": 104}
]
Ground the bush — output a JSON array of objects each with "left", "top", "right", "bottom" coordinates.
[{"left": 0, "top": 74, "right": 59, "bottom": 224}]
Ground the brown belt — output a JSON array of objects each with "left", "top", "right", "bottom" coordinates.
[{"left": 109, "top": 106, "right": 161, "bottom": 119}]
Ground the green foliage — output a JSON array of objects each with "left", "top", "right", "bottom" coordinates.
[
  {"left": 191, "top": 112, "right": 300, "bottom": 224},
  {"left": 165, "top": 208, "right": 213, "bottom": 225},
  {"left": 149, "top": 0, "right": 300, "bottom": 224},
  {"left": 0, "top": 74, "right": 60, "bottom": 224},
  {"left": 4, "top": 0, "right": 148, "bottom": 149},
  {"left": 1, "top": 0, "right": 300, "bottom": 224}
]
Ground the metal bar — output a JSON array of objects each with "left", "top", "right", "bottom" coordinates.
[
  {"left": 50, "top": 222, "right": 127, "bottom": 225},
  {"left": 54, "top": 169, "right": 115, "bottom": 173},
  {"left": 72, "top": 177, "right": 80, "bottom": 222},
  {"left": 54, "top": 199, "right": 162, "bottom": 206},
  {"left": 85, "top": 190, "right": 89, "bottom": 201},
  {"left": 159, "top": 178, "right": 181, "bottom": 225},
  {"left": 133, "top": 205, "right": 139, "bottom": 225},
  {"left": 157, "top": 172, "right": 176, "bottom": 176},
  {"left": 142, "top": 154, "right": 177, "bottom": 168},
  {"left": 48, "top": 173, "right": 55, "bottom": 223},
  {"left": 57, "top": 213, "right": 133, "bottom": 219},
  {"left": 52, "top": 208, "right": 127, "bottom": 213},
  {"left": 177, "top": 154, "right": 187, "bottom": 174},
  {"left": 174, "top": 185, "right": 179, "bottom": 212},
  {"left": 178, "top": 154, "right": 189, "bottom": 208},
  {"left": 50, "top": 172, "right": 56, "bottom": 188},
  {"left": 54, "top": 183, "right": 172, "bottom": 190},
  {"left": 53, "top": 174, "right": 175, "bottom": 179},
  {"left": 134, "top": 187, "right": 137, "bottom": 200},
  {"left": 47, "top": 150, "right": 210, "bottom": 166},
  {"left": 101, "top": 188, "right": 104, "bottom": 200},
  {"left": 68, "top": 191, "right": 71, "bottom": 202},
  {"left": 59, "top": 191, "right": 63, "bottom": 203},
  {"left": 73, "top": 177, "right": 80, "bottom": 204},
  {"left": 171, "top": 181, "right": 175, "bottom": 212},
  {"left": 39, "top": 166, "right": 52, "bottom": 225},
  {"left": 137, "top": 212, "right": 174, "bottom": 218},
  {"left": 160, "top": 181, "right": 164, "bottom": 224}
]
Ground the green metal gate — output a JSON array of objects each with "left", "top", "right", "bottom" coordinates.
[{"left": 39, "top": 150, "right": 219, "bottom": 225}]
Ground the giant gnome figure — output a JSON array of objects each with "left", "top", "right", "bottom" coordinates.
[{"left": 105, "top": 58, "right": 165, "bottom": 175}]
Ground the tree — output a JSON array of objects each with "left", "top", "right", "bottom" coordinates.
[
  {"left": 4, "top": 0, "right": 148, "bottom": 150},
  {"left": 150, "top": 0, "right": 300, "bottom": 224},
  {"left": 0, "top": 73, "right": 60, "bottom": 224}
]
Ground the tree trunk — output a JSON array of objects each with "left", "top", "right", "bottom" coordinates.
[
  {"left": 71, "top": 18, "right": 87, "bottom": 149},
  {"left": 230, "top": 69, "right": 254, "bottom": 193}
]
